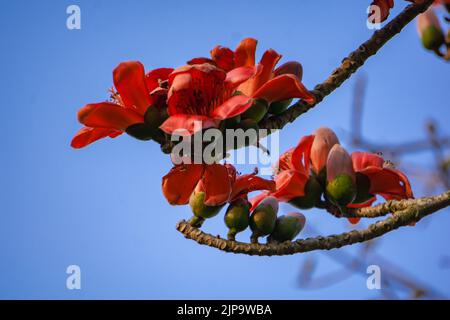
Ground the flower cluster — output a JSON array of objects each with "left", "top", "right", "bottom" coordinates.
[
  {"left": 71, "top": 38, "right": 315, "bottom": 148},
  {"left": 70, "top": 39, "right": 415, "bottom": 245},
  {"left": 251, "top": 127, "right": 414, "bottom": 227},
  {"left": 161, "top": 127, "right": 413, "bottom": 244}
]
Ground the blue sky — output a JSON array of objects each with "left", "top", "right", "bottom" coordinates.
[{"left": 0, "top": 0, "right": 449, "bottom": 299}]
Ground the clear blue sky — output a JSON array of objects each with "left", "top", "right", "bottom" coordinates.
[{"left": 0, "top": 0, "right": 449, "bottom": 299}]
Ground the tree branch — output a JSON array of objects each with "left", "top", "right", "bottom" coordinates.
[
  {"left": 259, "top": 0, "right": 434, "bottom": 131},
  {"left": 176, "top": 190, "right": 450, "bottom": 256}
]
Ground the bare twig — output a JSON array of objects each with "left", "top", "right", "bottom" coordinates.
[{"left": 258, "top": 0, "right": 434, "bottom": 131}]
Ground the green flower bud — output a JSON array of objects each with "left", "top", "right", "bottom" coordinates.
[
  {"left": 268, "top": 99, "right": 292, "bottom": 115},
  {"left": 421, "top": 25, "right": 445, "bottom": 51},
  {"left": 224, "top": 198, "right": 250, "bottom": 241},
  {"left": 289, "top": 176, "right": 323, "bottom": 209},
  {"left": 189, "top": 191, "right": 224, "bottom": 227},
  {"left": 269, "top": 213, "right": 306, "bottom": 243},
  {"left": 241, "top": 99, "right": 269, "bottom": 123},
  {"left": 326, "top": 173, "right": 357, "bottom": 207},
  {"left": 250, "top": 197, "right": 278, "bottom": 243}
]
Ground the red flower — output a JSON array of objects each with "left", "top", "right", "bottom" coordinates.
[
  {"left": 369, "top": 0, "right": 426, "bottom": 24},
  {"left": 71, "top": 61, "right": 173, "bottom": 148},
  {"left": 271, "top": 135, "right": 315, "bottom": 202},
  {"left": 349, "top": 152, "right": 413, "bottom": 208},
  {"left": 159, "top": 63, "right": 256, "bottom": 135},
  {"left": 162, "top": 163, "right": 275, "bottom": 206},
  {"left": 188, "top": 38, "right": 315, "bottom": 105}
]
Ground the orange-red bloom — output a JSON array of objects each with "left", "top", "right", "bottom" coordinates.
[
  {"left": 349, "top": 152, "right": 413, "bottom": 208},
  {"left": 271, "top": 135, "right": 315, "bottom": 202},
  {"left": 188, "top": 38, "right": 315, "bottom": 105},
  {"left": 159, "top": 63, "right": 256, "bottom": 135},
  {"left": 71, "top": 61, "right": 173, "bottom": 148},
  {"left": 162, "top": 163, "right": 275, "bottom": 206}
]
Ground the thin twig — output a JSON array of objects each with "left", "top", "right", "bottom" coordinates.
[{"left": 258, "top": 0, "right": 434, "bottom": 131}]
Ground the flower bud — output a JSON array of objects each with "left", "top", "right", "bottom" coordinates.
[
  {"left": 224, "top": 198, "right": 251, "bottom": 241},
  {"left": 311, "top": 127, "right": 340, "bottom": 175},
  {"left": 326, "top": 145, "right": 356, "bottom": 206},
  {"left": 241, "top": 99, "right": 269, "bottom": 123},
  {"left": 189, "top": 190, "right": 224, "bottom": 226},
  {"left": 289, "top": 176, "right": 323, "bottom": 209},
  {"left": 268, "top": 99, "right": 292, "bottom": 115},
  {"left": 269, "top": 212, "right": 306, "bottom": 243},
  {"left": 417, "top": 8, "right": 445, "bottom": 51},
  {"left": 249, "top": 196, "right": 278, "bottom": 243}
]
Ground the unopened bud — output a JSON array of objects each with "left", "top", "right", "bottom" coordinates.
[
  {"left": 269, "top": 213, "right": 306, "bottom": 243},
  {"left": 189, "top": 191, "right": 224, "bottom": 226},
  {"left": 250, "top": 196, "right": 278, "bottom": 243},
  {"left": 224, "top": 198, "right": 251, "bottom": 241}
]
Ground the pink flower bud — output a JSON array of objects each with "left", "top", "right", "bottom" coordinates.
[
  {"left": 310, "top": 127, "right": 340, "bottom": 174},
  {"left": 326, "top": 144, "right": 355, "bottom": 183}
]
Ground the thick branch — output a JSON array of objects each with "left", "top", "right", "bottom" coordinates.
[
  {"left": 259, "top": 0, "right": 434, "bottom": 131},
  {"left": 176, "top": 190, "right": 450, "bottom": 256}
]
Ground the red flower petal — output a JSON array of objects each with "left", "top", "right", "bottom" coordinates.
[
  {"left": 70, "top": 127, "right": 122, "bottom": 149},
  {"left": 348, "top": 218, "right": 361, "bottom": 225},
  {"left": 253, "top": 74, "right": 315, "bottom": 104},
  {"left": 272, "top": 170, "right": 309, "bottom": 202},
  {"left": 162, "top": 164, "right": 205, "bottom": 205},
  {"left": 224, "top": 66, "right": 257, "bottom": 89},
  {"left": 202, "top": 164, "right": 233, "bottom": 206},
  {"left": 352, "top": 151, "right": 384, "bottom": 172},
  {"left": 211, "top": 46, "right": 235, "bottom": 71},
  {"left": 291, "top": 135, "right": 315, "bottom": 175},
  {"left": 160, "top": 114, "right": 219, "bottom": 136},
  {"left": 167, "top": 64, "right": 227, "bottom": 115},
  {"left": 238, "top": 49, "right": 281, "bottom": 97},
  {"left": 77, "top": 102, "right": 144, "bottom": 131},
  {"left": 230, "top": 174, "right": 276, "bottom": 201},
  {"left": 367, "top": 168, "right": 414, "bottom": 201},
  {"left": 211, "top": 95, "right": 253, "bottom": 120},
  {"left": 187, "top": 57, "right": 216, "bottom": 66},
  {"left": 276, "top": 148, "right": 295, "bottom": 173},
  {"left": 274, "top": 61, "right": 303, "bottom": 81},
  {"left": 234, "top": 38, "right": 257, "bottom": 68},
  {"left": 113, "top": 61, "right": 152, "bottom": 115},
  {"left": 145, "top": 67, "right": 174, "bottom": 91}
]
